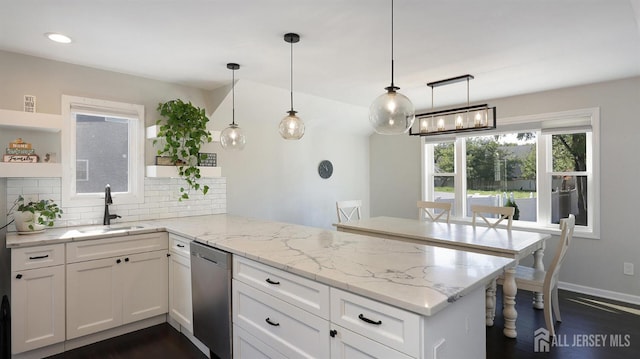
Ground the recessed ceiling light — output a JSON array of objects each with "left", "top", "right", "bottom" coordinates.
[{"left": 45, "top": 32, "right": 72, "bottom": 44}]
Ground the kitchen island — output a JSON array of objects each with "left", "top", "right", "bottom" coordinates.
[{"left": 7, "top": 214, "right": 514, "bottom": 358}]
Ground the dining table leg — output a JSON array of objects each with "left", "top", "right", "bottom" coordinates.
[
  {"left": 485, "top": 278, "right": 497, "bottom": 326},
  {"left": 532, "top": 247, "right": 545, "bottom": 309},
  {"left": 502, "top": 267, "right": 518, "bottom": 338}
]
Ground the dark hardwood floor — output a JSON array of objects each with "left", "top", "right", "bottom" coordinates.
[
  {"left": 46, "top": 289, "right": 640, "bottom": 359},
  {"left": 487, "top": 288, "right": 640, "bottom": 359},
  {"left": 46, "top": 324, "right": 207, "bottom": 359}
]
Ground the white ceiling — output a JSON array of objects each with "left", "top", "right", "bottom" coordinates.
[{"left": 1, "top": 0, "right": 639, "bottom": 113}]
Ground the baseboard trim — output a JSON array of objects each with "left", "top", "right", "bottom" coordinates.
[
  {"left": 559, "top": 281, "right": 640, "bottom": 305},
  {"left": 65, "top": 315, "right": 166, "bottom": 351}
]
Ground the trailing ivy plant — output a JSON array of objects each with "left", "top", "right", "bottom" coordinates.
[{"left": 155, "top": 99, "right": 213, "bottom": 200}]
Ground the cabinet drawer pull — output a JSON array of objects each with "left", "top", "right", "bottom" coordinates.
[
  {"left": 265, "top": 317, "right": 280, "bottom": 327},
  {"left": 16, "top": 274, "right": 22, "bottom": 279},
  {"left": 117, "top": 259, "right": 122, "bottom": 264},
  {"left": 28, "top": 254, "right": 49, "bottom": 260},
  {"left": 176, "top": 244, "right": 185, "bottom": 248},
  {"left": 330, "top": 329, "right": 338, "bottom": 338},
  {"left": 125, "top": 257, "right": 130, "bottom": 262},
  {"left": 358, "top": 313, "right": 382, "bottom": 325},
  {"left": 265, "top": 278, "right": 280, "bottom": 285}
]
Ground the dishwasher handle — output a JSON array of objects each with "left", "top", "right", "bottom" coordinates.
[
  {"left": 193, "top": 252, "right": 218, "bottom": 264},
  {"left": 190, "top": 241, "right": 231, "bottom": 269}
]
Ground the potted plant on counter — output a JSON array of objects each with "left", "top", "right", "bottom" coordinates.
[
  {"left": 155, "top": 99, "right": 213, "bottom": 200},
  {"left": 9, "top": 195, "right": 63, "bottom": 233}
]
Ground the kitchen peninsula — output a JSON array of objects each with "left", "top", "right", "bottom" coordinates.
[{"left": 7, "top": 214, "right": 514, "bottom": 358}]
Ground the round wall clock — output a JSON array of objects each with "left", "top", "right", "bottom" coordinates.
[{"left": 318, "top": 160, "right": 333, "bottom": 179}]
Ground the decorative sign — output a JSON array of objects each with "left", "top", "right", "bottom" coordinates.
[
  {"left": 9, "top": 138, "right": 32, "bottom": 150},
  {"left": 24, "top": 95, "right": 36, "bottom": 113},
  {"left": 6, "top": 148, "right": 36, "bottom": 155},
  {"left": 198, "top": 153, "right": 217, "bottom": 167},
  {"left": 3, "top": 154, "right": 38, "bottom": 163}
]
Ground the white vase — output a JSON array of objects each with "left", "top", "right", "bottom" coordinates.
[{"left": 14, "top": 211, "right": 46, "bottom": 233}]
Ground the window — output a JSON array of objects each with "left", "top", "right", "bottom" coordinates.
[
  {"left": 422, "top": 108, "right": 599, "bottom": 238},
  {"left": 76, "top": 159, "right": 89, "bottom": 181},
  {"left": 62, "top": 96, "right": 144, "bottom": 206}
]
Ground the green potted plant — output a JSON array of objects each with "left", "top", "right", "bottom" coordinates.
[
  {"left": 155, "top": 99, "right": 213, "bottom": 200},
  {"left": 9, "top": 195, "right": 63, "bottom": 233},
  {"left": 505, "top": 198, "right": 520, "bottom": 220}
]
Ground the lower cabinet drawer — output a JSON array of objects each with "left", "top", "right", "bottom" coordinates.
[
  {"left": 330, "top": 325, "right": 413, "bottom": 359},
  {"left": 11, "top": 243, "right": 65, "bottom": 271},
  {"left": 233, "top": 256, "right": 329, "bottom": 318},
  {"left": 233, "top": 279, "right": 330, "bottom": 359},
  {"left": 330, "top": 288, "right": 420, "bottom": 358},
  {"left": 233, "top": 324, "right": 287, "bottom": 359}
]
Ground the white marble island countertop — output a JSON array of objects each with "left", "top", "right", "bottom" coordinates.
[{"left": 7, "top": 214, "right": 514, "bottom": 316}]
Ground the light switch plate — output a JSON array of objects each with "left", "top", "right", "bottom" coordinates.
[{"left": 624, "top": 262, "right": 634, "bottom": 276}]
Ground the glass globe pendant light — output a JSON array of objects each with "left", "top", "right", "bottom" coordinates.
[
  {"left": 279, "top": 33, "right": 305, "bottom": 140},
  {"left": 220, "top": 63, "right": 246, "bottom": 150},
  {"left": 369, "top": 0, "right": 415, "bottom": 135}
]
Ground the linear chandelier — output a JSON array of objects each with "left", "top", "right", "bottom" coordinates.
[{"left": 409, "top": 74, "right": 496, "bottom": 136}]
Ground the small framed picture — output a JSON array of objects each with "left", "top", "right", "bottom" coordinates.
[{"left": 198, "top": 153, "right": 217, "bottom": 167}]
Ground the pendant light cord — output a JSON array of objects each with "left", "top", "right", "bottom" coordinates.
[
  {"left": 290, "top": 39, "right": 294, "bottom": 112},
  {"left": 390, "top": 0, "right": 395, "bottom": 89},
  {"left": 232, "top": 67, "right": 236, "bottom": 125}
]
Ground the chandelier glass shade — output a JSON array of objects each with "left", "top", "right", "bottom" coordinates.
[
  {"left": 279, "top": 33, "right": 305, "bottom": 140},
  {"left": 220, "top": 63, "right": 246, "bottom": 150},
  {"left": 369, "top": 0, "right": 415, "bottom": 135}
]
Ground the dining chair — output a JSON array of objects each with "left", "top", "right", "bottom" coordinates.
[
  {"left": 497, "top": 214, "right": 575, "bottom": 337},
  {"left": 336, "top": 200, "right": 362, "bottom": 223},
  {"left": 417, "top": 201, "right": 452, "bottom": 223},
  {"left": 471, "top": 204, "right": 515, "bottom": 230}
]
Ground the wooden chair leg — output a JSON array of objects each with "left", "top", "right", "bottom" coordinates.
[
  {"left": 543, "top": 287, "right": 555, "bottom": 337},
  {"left": 551, "top": 286, "right": 562, "bottom": 322}
]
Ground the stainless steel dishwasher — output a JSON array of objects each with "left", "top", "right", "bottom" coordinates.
[{"left": 190, "top": 241, "right": 232, "bottom": 359}]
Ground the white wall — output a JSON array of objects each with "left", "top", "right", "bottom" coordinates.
[
  {"left": 207, "top": 80, "right": 370, "bottom": 229},
  {"left": 370, "top": 76, "right": 640, "bottom": 299},
  {"left": 0, "top": 50, "right": 369, "bottom": 231}
]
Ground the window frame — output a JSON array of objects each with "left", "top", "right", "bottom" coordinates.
[
  {"left": 62, "top": 95, "right": 145, "bottom": 207},
  {"left": 421, "top": 107, "right": 600, "bottom": 238}
]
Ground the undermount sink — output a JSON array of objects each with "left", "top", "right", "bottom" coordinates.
[{"left": 79, "top": 225, "right": 146, "bottom": 234}]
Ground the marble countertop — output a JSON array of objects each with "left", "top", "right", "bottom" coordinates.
[{"left": 7, "top": 214, "right": 514, "bottom": 316}]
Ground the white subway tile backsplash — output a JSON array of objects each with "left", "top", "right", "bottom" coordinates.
[{"left": 6, "top": 177, "right": 226, "bottom": 230}]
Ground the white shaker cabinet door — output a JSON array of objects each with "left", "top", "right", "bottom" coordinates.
[
  {"left": 11, "top": 265, "right": 65, "bottom": 354},
  {"left": 121, "top": 250, "right": 169, "bottom": 325},
  {"left": 66, "top": 257, "right": 122, "bottom": 339},
  {"left": 168, "top": 251, "right": 193, "bottom": 332}
]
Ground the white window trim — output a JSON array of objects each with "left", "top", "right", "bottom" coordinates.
[
  {"left": 421, "top": 107, "right": 600, "bottom": 239},
  {"left": 62, "top": 95, "right": 145, "bottom": 207}
]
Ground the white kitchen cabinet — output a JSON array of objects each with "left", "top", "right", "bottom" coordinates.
[
  {"left": 329, "top": 324, "right": 413, "bottom": 359},
  {"left": 233, "top": 325, "right": 287, "bottom": 359},
  {"left": 11, "top": 263, "right": 65, "bottom": 354},
  {"left": 122, "top": 250, "right": 169, "bottom": 324},
  {"left": 233, "top": 279, "right": 330, "bottom": 359},
  {"left": 66, "top": 249, "right": 168, "bottom": 339},
  {"left": 168, "top": 234, "right": 193, "bottom": 332},
  {"left": 330, "top": 288, "right": 420, "bottom": 358},
  {"left": 66, "top": 256, "right": 121, "bottom": 338},
  {"left": 232, "top": 256, "right": 331, "bottom": 359},
  {"left": 0, "top": 108, "right": 63, "bottom": 177},
  {"left": 66, "top": 233, "right": 169, "bottom": 339}
]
